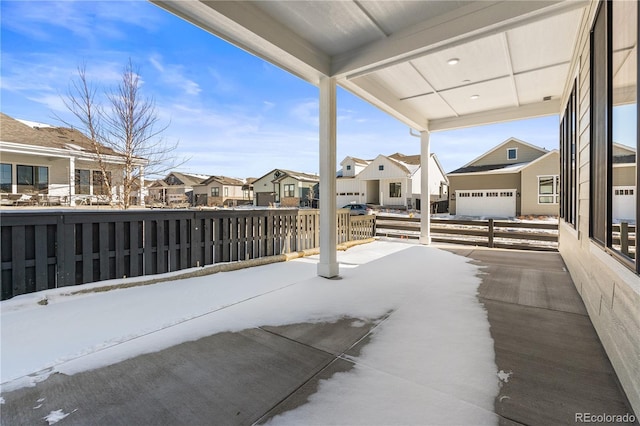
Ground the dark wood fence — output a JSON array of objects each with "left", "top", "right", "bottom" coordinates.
[
  {"left": 375, "top": 215, "right": 558, "bottom": 251},
  {"left": 0, "top": 208, "right": 374, "bottom": 300}
]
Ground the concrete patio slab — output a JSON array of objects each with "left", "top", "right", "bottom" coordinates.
[
  {"left": 1, "top": 321, "right": 373, "bottom": 426},
  {"left": 446, "top": 247, "right": 637, "bottom": 426},
  {"left": 1, "top": 242, "right": 636, "bottom": 425}
]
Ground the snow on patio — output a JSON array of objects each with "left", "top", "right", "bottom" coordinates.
[{"left": 1, "top": 241, "right": 499, "bottom": 424}]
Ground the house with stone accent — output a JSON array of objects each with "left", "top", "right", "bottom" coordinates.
[
  {"left": 252, "top": 169, "right": 319, "bottom": 207},
  {"left": 192, "top": 175, "right": 249, "bottom": 207},
  {"left": 148, "top": 171, "right": 209, "bottom": 206}
]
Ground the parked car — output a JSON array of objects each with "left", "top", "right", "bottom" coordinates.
[{"left": 343, "top": 203, "right": 374, "bottom": 215}]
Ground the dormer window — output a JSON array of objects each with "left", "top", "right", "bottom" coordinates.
[
  {"left": 507, "top": 148, "right": 517, "bottom": 160},
  {"left": 379, "top": 165, "right": 384, "bottom": 171},
  {"left": 346, "top": 165, "right": 351, "bottom": 171}
]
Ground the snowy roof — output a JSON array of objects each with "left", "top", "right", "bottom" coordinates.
[
  {"left": 449, "top": 162, "right": 528, "bottom": 175},
  {"left": 199, "top": 175, "right": 244, "bottom": 186},
  {"left": 0, "top": 113, "right": 125, "bottom": 158}
]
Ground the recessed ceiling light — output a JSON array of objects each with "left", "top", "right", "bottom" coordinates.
[
  {"left": 470, "top": 95, "right": 480, "bottom": 100},
  {"left": 447, "top": 58, "right": 460, "bottom": 65},
  {"left": 462, "top": 79, "right": 471, "bottom": 84}
]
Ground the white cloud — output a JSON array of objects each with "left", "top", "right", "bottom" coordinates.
[
  {"left": 148, "top": 55, "right": 201, "bottom": 96},
  {"left": 149, "top": 55, "right": 165, "bottom": 73},
  {"left": 0, "top": 1, "right": 163, "bottom": 42},
  {"left": 290, "top": 100, "right": 319, "bottom": 127},
  {"left": 207, "top": 68, "right": 236, "bottom": 93}
]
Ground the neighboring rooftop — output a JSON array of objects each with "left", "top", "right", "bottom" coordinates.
[{"left": 0, "top": 112, "right": 123, "bottom": 157}]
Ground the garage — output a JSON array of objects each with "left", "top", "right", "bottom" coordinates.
[
  {"left": 456, "top": 189, "right": 516, "bottom": 218},
  {"left": 613, "top": 186, "right": 636, "bottom": 221}
]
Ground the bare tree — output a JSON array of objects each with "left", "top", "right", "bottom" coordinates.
[{"left": 60, "top": 60, "right": 183, "bottom": 209}]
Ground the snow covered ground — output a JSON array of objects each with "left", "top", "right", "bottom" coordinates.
[{"left": 1, "top": 241, "right": 500, "bottom": 424}]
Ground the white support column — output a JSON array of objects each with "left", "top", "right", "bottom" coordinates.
[
  {"left": 420, "top": 130, "right": 431, "bottom": 245},
  {"left": 317, "top": 76, "right": 339, "bottom": 278},
  {"left": 139, "top": 165, "right": 145, "bottom": 207},
  {"left": 69, "top": 157, "right": 76, "bottom": 205}
]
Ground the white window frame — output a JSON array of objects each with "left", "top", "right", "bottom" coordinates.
[
  {"left": 284, "top": 183, "right": 295, "bottom": 197},
  {"left": 538, "top": 175, "right": 559, "bottom": 204},
  {"left": 507, "top": 148, "right": 518, "bottom": 160}
]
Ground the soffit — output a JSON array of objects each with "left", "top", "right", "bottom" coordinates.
[{"left": 152, "top": 0, "right": 589, "bottom": 132}]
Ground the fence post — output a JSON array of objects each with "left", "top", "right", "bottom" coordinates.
[
  {"left": 488, "top": 219, "right": 494, "bottom": 248},
  {"left": 621, "top": 222, "right": 629, "bottom": 256}
]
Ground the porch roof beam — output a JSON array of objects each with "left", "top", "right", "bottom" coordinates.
[
  {"left": 151, "top": 0, "right": 330, "bottom": 85},
  {"left": 428, "top": 99, "right": 561, "bottom": 132},
  {"left": 334, "top": 0, "right": 589, "bottom": 80}
]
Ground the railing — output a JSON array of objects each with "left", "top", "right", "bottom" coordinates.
[
  {"left": 375, "top": 215, "right": 558, "bottom": 251},
  {"left": 0, "top": 208, "right": 375, "bottom": 300},
  {"left": 612, "top": 222, "right": 636, "bottom": 259}
]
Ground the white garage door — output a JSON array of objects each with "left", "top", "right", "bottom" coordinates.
[
  {"left": 613, "top": 186, "right": 636, "bottom": 221},
  {"left": 456, "top": 189, "right": 516, "bottom": 218}
]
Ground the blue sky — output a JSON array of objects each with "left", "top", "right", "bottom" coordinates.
[{"left": 1, "top": 1, "right": 561, "bottom": 179}]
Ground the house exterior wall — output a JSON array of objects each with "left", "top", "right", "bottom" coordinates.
[
  {"left": 448, "top": 173, "right": 521, "bottom": 215},
  {"left": 336, "top": 177, "right": 362, "bottom": 206},
  {"left": 613, "top": 165, "right": 636, "bottom": 186},
  {"left": 1, "top": 151, "right": 126, "bottom": 202},
  {"left": 473, "top": 140, "right": 546, "bottom": 167},
  {"left": 357, "top": 156, "right": 408, "bottom": 180},
  {"left": 520, "top": 151, "right": 560, "bottom": 216},
  {"left": 336, "top": 155, "right": 446, "bottom": 209},
  {"left": 252, "top": 173, "right": 278, "bottom": 205},
  {"left": 1, "top": 152, "right": 71, "bottom": 196},
  {"left": 379, "top": 177, "right": 409, "bottom": 207},
  {"left": 193, "top": 182, "right": 245, "bottom": 206},
  {"left": 341, "top": 158, "right": 366, "bottom": 177},
  {"left": 559, "top": 0, "right": 640, "bottom": 414}
]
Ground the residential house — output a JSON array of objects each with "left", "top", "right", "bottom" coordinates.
[
  {"left": 0, "top": 113, "right": 147, "bottom": 206},
  {"left": 242, "top": 178, "right": 256, "bottom": 203},
  {"left": 612, "top": 143, "right": 636, "bottom": 222},
  {"left": 148, "top": 1, "right": 640, "bottom": 412},
  {"left": 252, "top": 169, "right": 319, "bottom": 207},
  {"left": 337, "top": 153, "right": 448, "bottom": 211},
  {"left": 447, "top": 138, "right": 559, "bottom": 217},
  {"left": 148, "top": 172, "right": 208, "bottom": 206},
  {"left": 192, "top": 175, "right": 248, "bottom": 207}
]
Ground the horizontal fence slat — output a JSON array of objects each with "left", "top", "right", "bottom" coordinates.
[{"left": 376, "top": 215, "right": 557, "bottom": 251}]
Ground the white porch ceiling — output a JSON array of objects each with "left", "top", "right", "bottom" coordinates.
[{"left": 152, "top": 0, "right": 588, "bottom": 132}]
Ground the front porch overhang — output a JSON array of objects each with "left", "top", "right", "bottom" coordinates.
[{"left": 151, "top": 0, "right": 589, "bottom": 277}]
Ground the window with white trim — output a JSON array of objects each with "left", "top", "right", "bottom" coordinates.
[
  {"left": 284, "top": 184, "right": 295, "bottom": 197},
  {"left": 538, "top": 175, "right": 559, "bottom": 204},
  {"left": 507, "top": 148, "right": 517, "bottom": 160}
]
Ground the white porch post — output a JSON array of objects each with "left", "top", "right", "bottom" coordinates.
[
  {"left": 317, "top": 76, "right": 339, "bottom": 278},
  {"left": 139, "top": 165, "right": 145, "bottom": 207},
  {"left": 420, "top": 130, "right": 431, "bottom": 245},
  {"left": 69, "top": 157, "right": 76, "bottom": 205}
]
